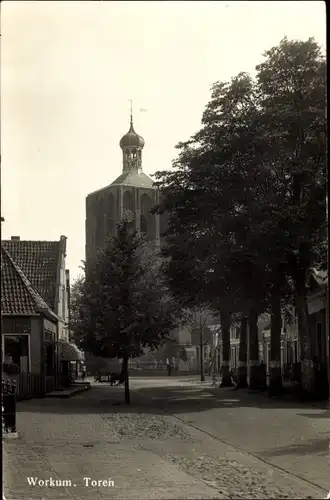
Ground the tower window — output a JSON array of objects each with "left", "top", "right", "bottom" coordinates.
[{"left": 140, "top": 214, "right": 147, "bottom": 235}]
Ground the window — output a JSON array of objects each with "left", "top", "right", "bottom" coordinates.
[
  {"left": 231, "top": 347, "right": 235, "bottom": 367},
  {"left": 140, "top": 214, "right": 147, "bottom": 235},
  {"left": 4, "top": 334, "right": 30, "bottom": 372},
  {"left": 3, "top": 317, "right": 31, "bottom": 334},
  {"left": 46, "top": 343, "right": 55, "bottom": 376},
  {"left": 13, "top": 318, "right": 31, "bottom": 333}
]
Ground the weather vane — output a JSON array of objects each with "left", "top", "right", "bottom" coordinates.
[{"left": 129, "top": 99, "right": 133, "bottom": 125}]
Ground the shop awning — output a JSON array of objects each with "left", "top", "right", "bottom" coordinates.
[{"left": 56, "top": 340, "right": 82, "bottom": 361}]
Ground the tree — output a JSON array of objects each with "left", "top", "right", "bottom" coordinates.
[
  {"left": 255, "top": 37, "right": 326, "bottom": 397},
  {"left": 155, "top": 37, "right": 326, "bottom": 399},
  {"left": 69, "top": 266, "right": 86, "bottom": 345},
  {"left": 160, "top": 228, "right": 241, "bottom": 386},
  {"left": 155, "top": 72, "right": 271, "bottom": 390},
  {"left": 185, "top": 306, "right": 216, "bottom": 382},
  {"left": 74, "top": 220, "right": 183, "bottom": 404}
]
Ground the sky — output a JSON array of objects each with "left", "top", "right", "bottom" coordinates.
[{"left": 1, "top": 1, "right": 326, "bottom": 281}]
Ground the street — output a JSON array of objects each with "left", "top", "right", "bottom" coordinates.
[{"left": 3, "top": 376, "right": 329, "bottom": 499}]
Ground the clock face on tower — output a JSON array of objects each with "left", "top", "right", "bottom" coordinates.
[{"left": 122, "top": 208, "right": 134, "bottom": 223}]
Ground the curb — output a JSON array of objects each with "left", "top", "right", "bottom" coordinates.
[{"left": 46, "top": 385, "right": 91, "bottom": 399}]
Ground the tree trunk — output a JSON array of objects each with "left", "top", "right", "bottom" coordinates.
[
  {"left": 199, "top": 327, "right": 205, "bottom": 382},
  {"left": 295, "top": 280, "right": 315, "bottom": 400},
  {"left": 122, "top": 355, "right": 130, "bottom": 404},
  {"left": 248, "top": 307, "right": 260, "bottom": 390},
  {"left": 269, "top": 294, "right": 283, "bottom": 397},
  {"left": 220, "top": 310, "right": 233, "bottom": 387},
  {"left": 237, "top": 316, "right": 248, "bottom": 389}
]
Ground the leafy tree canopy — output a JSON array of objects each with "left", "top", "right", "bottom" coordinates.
[
  {"left": 154, "top": 37, "right": 325, "bottom": 314},
  {"left": 72, "top": 221, "right": 185, "bottom": 360}
]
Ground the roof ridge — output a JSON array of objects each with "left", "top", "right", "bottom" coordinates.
[
  {"left": 1, "top": 246, "right": 58, "bottom": 319},
  {"left": 2, "top": 239, "right": 60, "bottom": 243}
]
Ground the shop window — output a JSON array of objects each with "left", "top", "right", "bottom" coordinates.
[
  {"left": 4, "top": 334, "right": 30, "bottom": 372},
  {"left": 3, "top": 317, "right": 31, "bottom": 334}
]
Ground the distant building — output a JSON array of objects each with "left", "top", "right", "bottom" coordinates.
[
  {"left": 85, "top": 112, "right": 167, "bottom": 271},
  {"left": 306, "top": 269, "right": 328, "bottom": 369},
  {"left": 257, "top": 310, "right": 299, "bottom": 374}
]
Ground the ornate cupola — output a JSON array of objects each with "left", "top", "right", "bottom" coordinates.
[{"left": 119, "top": 104, "right": 145, "bottom": 173}]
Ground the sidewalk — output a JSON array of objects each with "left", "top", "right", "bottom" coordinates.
[{"left": 3, "top": 384, "right": 221, "bottom": 499}]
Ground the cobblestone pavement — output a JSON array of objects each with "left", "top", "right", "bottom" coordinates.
[
  {"left": 3, "top": 376, "right": 329, "bottom": 499},
  {"left": 132, "top": 376, "right": 329, "bottom": 495}
]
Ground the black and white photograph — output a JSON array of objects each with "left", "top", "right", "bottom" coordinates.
[{"left": 1, "top": 1, "right": 328, "bottom": 499}]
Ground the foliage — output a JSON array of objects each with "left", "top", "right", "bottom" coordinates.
[
  {"left": 69, "top": 270, "right": 85, "bottom": 345},
  {"left": 71, "top": 221, "right": 184, "bottom": 361},
  {"left": 154, "top": 37, "right": 326, "bottom": 325},
  {"left": 155, "top": 71, "right": 270, "bottom": 314},
  {"left": 256, "top": 37, "right": 326, "bottom": 284}
]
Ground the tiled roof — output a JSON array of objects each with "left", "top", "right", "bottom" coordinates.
[
  {"left": 1, "top": 239, "right": 60, "bottom": 309},
  {"left": 1, "top": 246, "right": 58, "bottom": 318}
]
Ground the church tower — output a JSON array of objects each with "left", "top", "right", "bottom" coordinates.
[{"left": 85, "top": 109, "right": 165, "bottom": 269}]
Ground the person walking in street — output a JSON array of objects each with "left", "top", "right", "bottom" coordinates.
[
  {"left": 171, "top": 356, "right": 176, "bottom": 374},
  {"left": 81, "top": 364, "right": 87, "bottom": 381},
  {"left": 166, "top": 358, "right": 172, "bottom": 376},
  {"left": 208, "top": 353, "right": 213, "bottom": 376}
]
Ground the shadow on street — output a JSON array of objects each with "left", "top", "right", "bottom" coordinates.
[
  {"left": 259, "top": 436, "right": 329, "bottom": 458},
  {"left": 16, "top": 378, "right": 330, "bottom": 418}
]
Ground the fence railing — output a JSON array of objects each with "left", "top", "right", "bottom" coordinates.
[{"left": 13, "top": 372, "right": 46, "bottom": 401}]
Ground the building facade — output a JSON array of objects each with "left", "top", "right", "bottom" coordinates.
[{"left": 2, "top": 236, "right": 71, "bottom": 342}]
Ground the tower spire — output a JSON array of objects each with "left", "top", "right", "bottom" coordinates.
[
  {"left": 129, "top": 99, "right": 133, "bottom": 127},
  {"left": 120, "top": 101, "right": 145, "bottom": 173}
]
